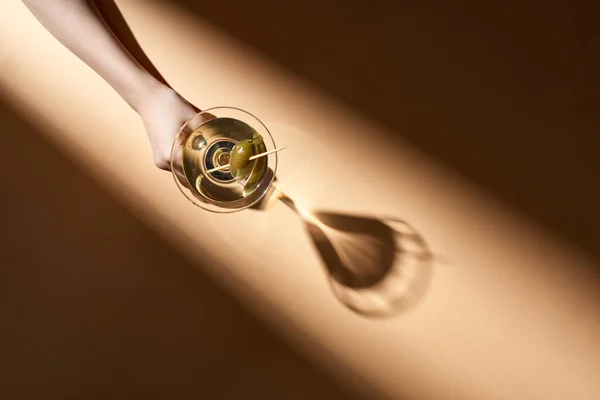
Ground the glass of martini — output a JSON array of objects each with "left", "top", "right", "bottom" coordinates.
[{"left": 170, "top": 106, "right": 278, "bottom": 213}]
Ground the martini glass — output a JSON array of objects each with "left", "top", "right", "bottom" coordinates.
[{"left": 170, "top": 106, "right": 278, "bottom": 213}]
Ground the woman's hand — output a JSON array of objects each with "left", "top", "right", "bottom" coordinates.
[
  {"left": 137, "top": 85, "right": 198, "bottom": 171},
  {"left": 138, "top": 85, "right": 216, "bottom": 190}
]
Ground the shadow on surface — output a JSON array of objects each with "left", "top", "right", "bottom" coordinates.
[
  {"left": 167, "top": 0, "right": 600, "bottom": 265},
  {"left": 275, "top": 192, "right": 434, "bottom": 318},
  {"left": 0, "top": 97, "right": 359, "bottom": 399},
  {"left": 93, "top": 0, "right": 167, "bottom": 87},
  {"left": 92, "top": 0, "right": 201, "bottom": 113}
]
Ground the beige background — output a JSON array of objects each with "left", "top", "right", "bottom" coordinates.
[
  {"left": 1, "top": 1, "right": 599, "bottom": 399},
  {"left": 0, "top": 88, "right": 354, "bottom": 398}
]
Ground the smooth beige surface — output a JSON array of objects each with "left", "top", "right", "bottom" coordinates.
[
  {"left": 2, "top": 1, "right": 600, "bottom": 399},
  {"left": 0, "top": 98, "right": 355, "bottom": 400}
]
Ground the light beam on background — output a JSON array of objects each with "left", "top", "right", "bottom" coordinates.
[{"left": 1, "top": 0, "right": 599, "bottom": 399}]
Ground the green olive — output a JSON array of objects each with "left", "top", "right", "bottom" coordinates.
[
  {"left": 243, "top": 136, "right": 268, "bottom": 197},
  {"left": 229, "top": 139, "right": 255, "bottom": 180}
]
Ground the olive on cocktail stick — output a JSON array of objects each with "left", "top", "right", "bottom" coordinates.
[
  {"left": 204, "top": 146, "right": 286, "bottom": 175},
  {"left": 229, "top": 139, "right": 255, "bottom": 180}
]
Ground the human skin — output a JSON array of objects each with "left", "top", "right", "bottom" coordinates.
[{"left": 21, "top": 0, "right": 205, "bottom": 172}]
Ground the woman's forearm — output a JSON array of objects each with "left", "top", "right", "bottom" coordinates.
[
  {"left": 23, "top": 0, "right": 202, "bottom": 171},
  {"left": 22, "top": 0, "right": 162, "bottom": 112}
]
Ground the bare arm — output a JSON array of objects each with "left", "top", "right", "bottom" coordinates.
[
  {"left": 22, "top": 0, "right": 198, "bottom": 170},
  {"left": 22, "top": 0, "right": 159, "bottom": 111}
]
